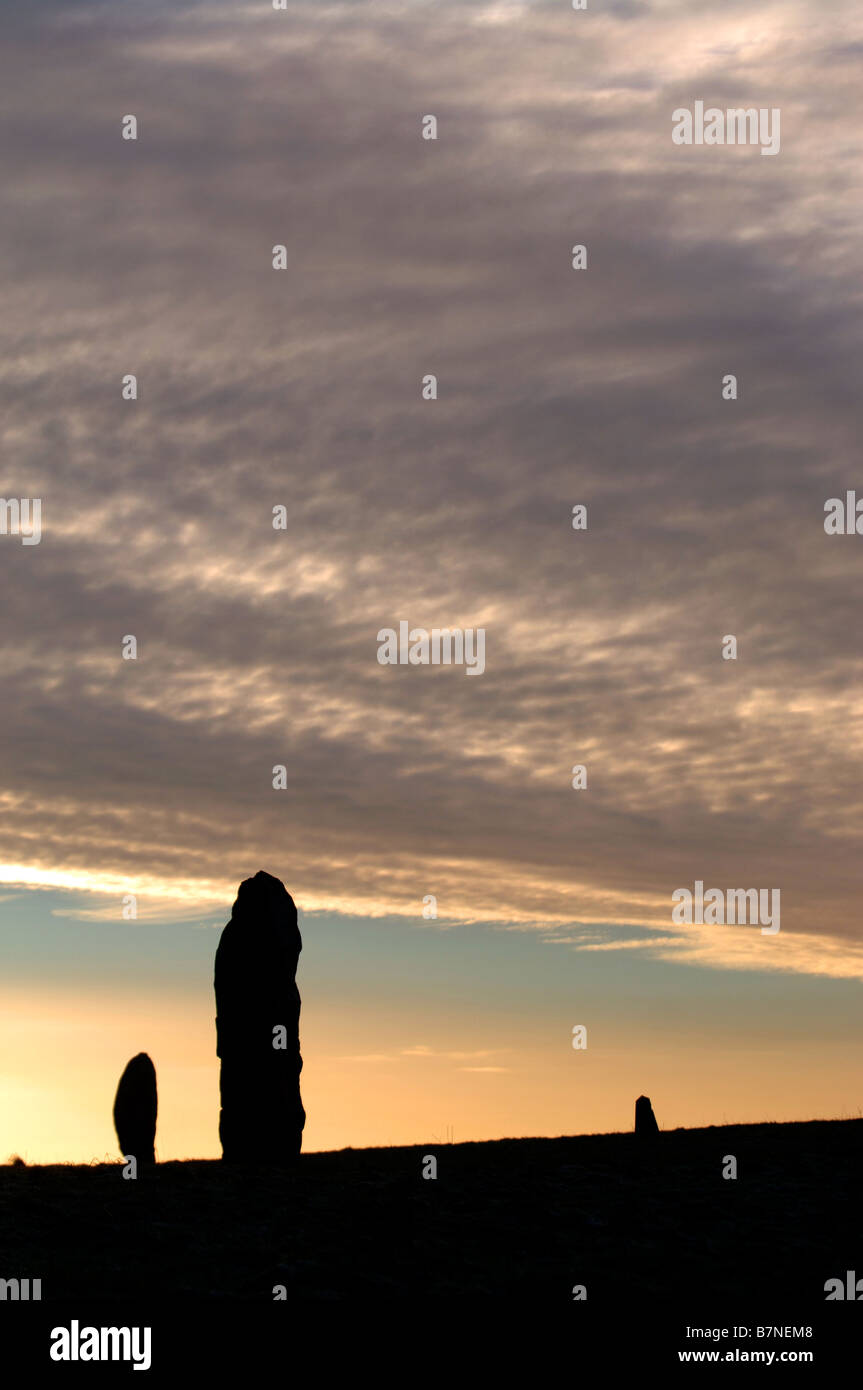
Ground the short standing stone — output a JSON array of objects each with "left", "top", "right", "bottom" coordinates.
[
  {"left": 215, "top": 871, "right": 305, "bottom": 1162},
  {"left": 113, "top": 1053, "right": 157, "bottom": 1163}
]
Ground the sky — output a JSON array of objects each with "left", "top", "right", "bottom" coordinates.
[{"left": 1, "top": 0, "right": 862, "bottom": 1162}]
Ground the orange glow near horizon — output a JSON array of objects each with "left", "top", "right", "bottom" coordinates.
[{"left": 2, "top": 982, "right": 860, "bottom": 1165}]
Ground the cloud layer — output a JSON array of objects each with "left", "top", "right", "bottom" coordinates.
[{"left": 2, "top": 0, "right": 863, "bottom": 978}]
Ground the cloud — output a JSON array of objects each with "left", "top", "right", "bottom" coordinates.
[
  {"left": 2, "top": 0, "right": 863, "bottom": 980},
  {"left": 401, "top": 1046, "right": 499, "bottom": 1059},
  {"left": 335, "top": 1046, "right": 506, "bottom": 1065},
  {"left": 334, "top": 1054, "right": 393, "bottom": 1064}
]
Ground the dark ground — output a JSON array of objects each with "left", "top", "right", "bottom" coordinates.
[{"left": 1, "top": 1118, "right": 860, "bottom": 1304}]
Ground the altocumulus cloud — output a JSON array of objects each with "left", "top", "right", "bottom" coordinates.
[{"left": 1, "top": 0, "right": 863, "bottom": 979}]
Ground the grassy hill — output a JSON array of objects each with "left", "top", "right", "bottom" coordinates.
[{"left": 1, "top": 1118, "right": 860, "bottom": 1304}]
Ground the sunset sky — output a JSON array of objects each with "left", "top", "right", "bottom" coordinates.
[{"left": 2, "top": 0, "right": 862, "bottom": 1163}]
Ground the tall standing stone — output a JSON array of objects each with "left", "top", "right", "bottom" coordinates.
[
  {"left": 113, "top": 1052, "right": 157, "bottom": 1163},
  {"left": 634, "top": 1094, "right": 659, "bottom": 1136},
  {"left": 215, "top": 871, "right": 305, "bottom": 1162}
]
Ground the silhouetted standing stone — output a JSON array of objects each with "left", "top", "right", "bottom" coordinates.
[
  {"left": 113, "top": 1053, "right": 157, "bottom": 1163},
  {"left": 215, "top": 871, "right": 305, "bottom": 1162},
  {"left": 635, "top": 1094, "right": 659, "bottom": 1136}
]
